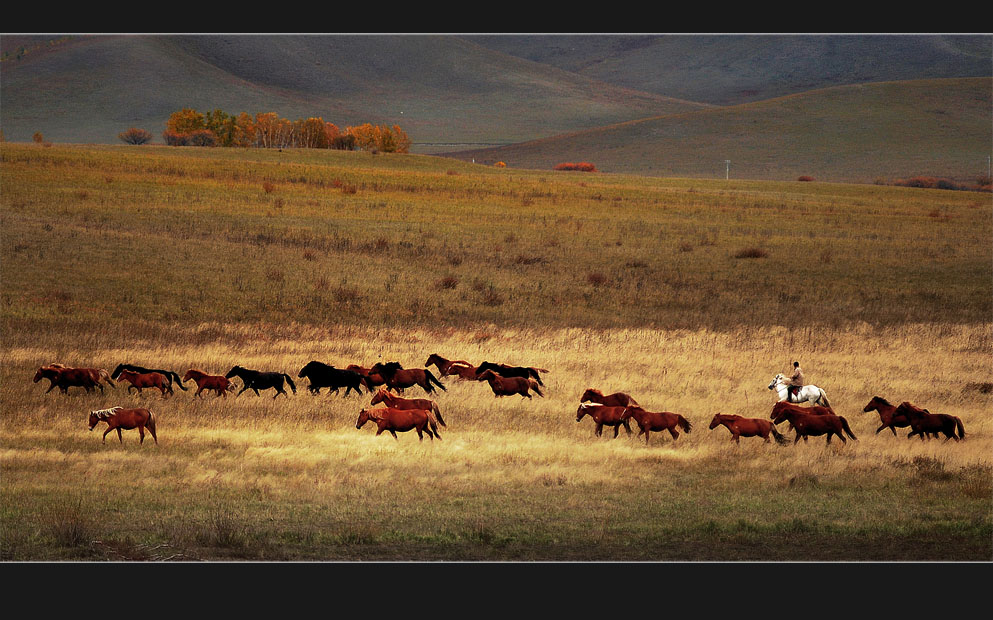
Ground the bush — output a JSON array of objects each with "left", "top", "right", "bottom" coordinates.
[
  {"left": 118, "top": 128, "right": 152, "bottom": 145},
  {"left": 553, "top": 162, "right": 597, "bottom": 172},
  {"left": 797, "top": 175, "right": 815, "bottom": 182},
  {"left": 734, "top": 247, "right": 769, "bottom": 259}
]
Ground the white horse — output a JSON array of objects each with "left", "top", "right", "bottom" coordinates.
[{"left": 768, "top": 374, "right": 831, "bottom": 408}]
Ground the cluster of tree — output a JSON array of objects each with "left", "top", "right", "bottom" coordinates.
[
  {"left": 553, "top": 162, "right": 598, "bottom": 173},
  {"left": 138, "top": 108, "right": 410, "bottom": 153}
]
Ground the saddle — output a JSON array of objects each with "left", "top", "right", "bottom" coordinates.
[{"left": 788, "top": 385, "right": 801, "bottom": 401}]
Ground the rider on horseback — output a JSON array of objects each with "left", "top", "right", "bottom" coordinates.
[{"left": 788, "top": 362, "right": 804, "bottom": 402}]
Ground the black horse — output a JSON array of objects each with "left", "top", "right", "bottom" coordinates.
[
  {"left": 475, "top": 361, "right": 546, "bottom": 386},
  {"left": 298, "top": 361, "right": 369, "bottom": 396},
  {"left": 225, "top": 365, "right": 297, "bottom": 398},
  {"left": 111, "top": 363, "right": 188, "bottom": 391}
]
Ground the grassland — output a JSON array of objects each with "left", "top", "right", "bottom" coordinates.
[{"left": 1, "top": 143, "right": 990, "bottom": 561}]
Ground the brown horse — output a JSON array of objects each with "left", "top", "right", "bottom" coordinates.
[
  {"left": 88, "top": 407, "right": 157, "bottom": 444},
  {"left": 477, "top": 369, "right": 543, "bottom": 399},
  {"left": 183, "top": 369, "right": 235, "bottom": 398},
  {"left": 862, "top": 396, "right": 915, "bottom": 436},
  {"left": 769, "top": 400, "right": 835, "bottom": 433},
  {"left": 622, "top": 406, "right": 692, "bottom": 444},
  {"left": 371, "top": 362, "right": 447, "bottom": 394},
  {"left": 895, "top": 402, "right": 965, "bottom": 441},
  {"left": 580, "top": 388, "right": 639, "bottom": 407},
  {"left": 771, "top": 407, "right": 857, "bottom": 445},
  {"left": 33, "top": 364, "right": 113, "bottom": 394},
  {"left": 370, "top": 389, "right": 447, "bottom": 426},
  {"left": 709, "top": 413, "right": 789, "bottom": 445},
  {"left": 116, "top": 369, "right": 173, "bottom": 397},
  {"left": 576, "top": 403, "right": 632, "bottom": 438},
  {"left": 356, "top": 407, "right": 441, "bottom": 441},
  {"left": 346, "top": 365, "right": 387, "bottom": 391},
  {"left": 425, "top": 353, "right": 476, "bottom": 379}
]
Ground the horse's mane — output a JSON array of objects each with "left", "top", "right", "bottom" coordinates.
[
  {"left": 873, "top": 396, "right": 893, "bottom": 406},
  {"left": 91, "top": 407, "right": 122, "bottom": 418}
]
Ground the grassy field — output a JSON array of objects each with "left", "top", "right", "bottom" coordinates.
[{"left": 1, "top": 143, "right": 990, "bottom": 561}]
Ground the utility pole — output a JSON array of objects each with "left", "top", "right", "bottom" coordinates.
[{"left": 725, "top": 160, "right": 730, "bottom": 180}]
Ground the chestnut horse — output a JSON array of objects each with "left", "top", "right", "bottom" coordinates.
[
  {"left": 371, "top": 362, "right": 447, "bottom": 395},
  {"left": 771, "top": 407, "right": 857, "bottom": 445},
  {"left": 34, "top": 364, "right": 115, "bottom": 394},
  {"left": 709, "top": 413, "right": 788, "bottom": 445},
  {"left": 88, "top": 407, "right": 157, "bottom": 444},
  {"left": 580, "top": 388, "right": 639, "bottom": 407},
  {"left": 116, "top": 369, "right": 173, "bottom": 397},
  {"left": 370, "top": 389, "right": 446, "bottom": 426},
  {"left": 895, "top": 402, "right": 965, "bottom": 441},
  {"left": 477, "top": 369, "right": 543, "bottom": 399},
  {"left": 622, "top": 406, "right": 692, "bottom": 444},
  {"left": 356, "top": 407, "right": 441, "bottom": 441},
  {"left": 182, "top": 369, "right": 235, "bottom": 398},
  {"left": 112, "top": 363, "right": 187, "bottom": 392},
  {"left": 576, "top": 403, "right": 632, "bottom": 438},
  {"left": 476, "top": 361, "right": 546, "bottom": 386},
  {"left": 425, "top": 353, "right": 476, "bottom": 379},
  {"left": 862, "top": 396, "right": 915, "bottom": 436},
  {"left": 769, "top": 400, "right": 834, "bottom": 433}
]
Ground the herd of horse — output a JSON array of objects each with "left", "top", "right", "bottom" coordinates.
[{"left": 32, "top": 357, "right": 967, "bottom": 446}]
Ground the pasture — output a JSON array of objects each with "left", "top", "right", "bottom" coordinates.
[{"left": 1, "top": 144, "right": 990, "bottom": 561}]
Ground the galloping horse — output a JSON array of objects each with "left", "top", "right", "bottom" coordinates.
[
  {"left": 182, "top": 369, "right": 235, "bottom": 398},
  {"left": 225, "top": 365, "right": 297, "bottom": 398},
  {"left": 771, "top": 406, "right": 857, "bottom": 445},
  {"left": 576, "top": 403, "right": 632, "bottom": 438},
  {"left": 88, "top": 407, "right": 157, "bottom": 444},
  {"left": 895, "top": 402, "right": 965, "bottom": 441},
  {"left": 370, "top": 389, "right": 446, "bottom": 426},
  {"left": 425, "top": 353, "right": 477, "bottom": 380},
  {"left": 112, "top": 364, "right": 187, "bottom": 391},
  {"left": 371, "top": 362, "right": 447, "bottom": 395},
  {"left": 298, "top": 361, "right": 369, "bottom": 396},
  {"left": 580, "top": 388, "right": 639, "bottom": 407},
  {"left": 863, "top": 396, "right": 914, "bottom": 436},
  {"left": 477, "top": 369, "right": 543, "bottom": 399},
  {"left": 346, "top": 365, "right": 388, "bottom": 391},
  {"left": 33, "top": 365, "right": 104, "bottom": 394},
  {"left": 116, "top": 369, "right": 174, "bottom": 397},
  {"left": 709, "top": 413, "right": 788, "bottom": 445},
  {"left": 621, "top": 406, "right": 692, "bottom": 444},
  {"left": 768, "top": 373, "right": 831, "bottom": 408},
  {"left": 356, "top": 407, "right": 441, "bottom": 441},
  {"left": 475, "top": 361, "right": 547, "bottom": 386}
]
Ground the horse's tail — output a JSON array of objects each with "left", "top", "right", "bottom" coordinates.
[
  {"left": 528, "top": 368, "right": 545, "bottom": 386},
  {"left": 678, "top": 415, "right": 692, "bottom": 433},
  {"left": 283, "top": 374, "right": 297, "bottom": 394},
  {"left": 817, "top": 389, "right": 831, "bottom": 409},
  {"left": 432, "top": 402, "right": 447, "bottom": 427},
  {"left": 99, "top": 369, "right": 116, "bottom": 388},
  {"left": 169, "top": 371, "right": 188, "bottom": 390},
  {"left": 770, "top": 425, "right": 790, "bottom": 445},
  {"left": 427, "top": 412, "right": 442, "bottom": 440},
  {"left": 954, "top": 416, "right": 965, "bottom": 439},
  {"left": 425, "top": 369, "right": 447, "bottom": 392},
  {"left": 839, "top": 416, "right": 858, "bottom": 440},
  {"left": 146, "top": 410, "right": 157, "bottom": 434},
  {"left": 529, "top": 380, "right": 544, "bottom": 397}
]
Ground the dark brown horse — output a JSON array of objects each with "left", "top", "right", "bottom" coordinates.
[
  {"left": 769, "top": 400, "right": 835, "bottom": 433},
  {"left": 371, "top": 362, "right": 447, "bottom": 395},
  {"left": 477, "top": 369, "right": 543, "bottom": 399},
  {"left": 622, "top": 406, "right": 692, "bottom": 444},
  {"left": 88, "top": 407, "right": 157, "bottom": 444},
  {"left": 476, "top": 361, "right": 547, "bottom": 386},
  {"left": 895, "top": 402, "right": 965, "bottom": 441},
  {"left": 425, "top": 353, "right": 476, "bottom": 379},
  {"left": 370, "top": 389, "right": 446, "bottom": 426},
  {"left": 117, "top": 369, "right": 174, "bottom": 397},
  {"left": 33, "top": 364, "right": 114, "bottom": 394},
  {"left": 862, "top": 396, "right": 915, "bottom": 436},
  {"left": 183, "top": 369, "right": 235, "bottom": 398},
  {"left": 576, "top": 404, "right": 632, "bottom": 438},
  {"left": 709, "top": 413, "right": 788, "bottom": 445},
  {"left": 580, "top": 388, "right": 639, "bottom": 407},
  {"left": 356, "top": 407, "right": 441, "bottom": 441},
  {"left": 771, "top": 407, "right": 857, "bottom": 445}
]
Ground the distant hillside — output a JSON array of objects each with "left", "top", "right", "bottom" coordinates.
[
  {"left": 0, "top": 34, "right": 702, "bottom": 149},
  {"left": 467, "top": 34, "right": 993, "bottom": 106},
  {"left": 446, "top": 78, "right": 993, "bottom": 184}
]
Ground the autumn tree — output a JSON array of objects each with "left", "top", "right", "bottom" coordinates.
[
  {"left": 166, "top": 108, "right": 206, "bottom": 135},
  {"left": 118, "top": 128, "right": 153, "bottom": 145}
]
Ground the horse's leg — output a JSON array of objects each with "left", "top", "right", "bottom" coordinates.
[
  {"left": 733, "top": 433, "right": 741, "bottom": 444},
  {"left": 612, "top": 425, "right": 620, "bottom": 439},
  {"left": 102, "top": 427, "right": 112, "bottom": 443},
  {"left": 624, "top": 420, "right": 632, "bottom": 435},
  {"left": 669, "top": 428, "right": 680, "bottom": 440},
  {"left": 139, "top": 426, "right": 145, "bottom": 444},
  {"left": 390, "top": 430, "right": 398, "bottom": 440},
  {"left": 116, "top": 428, "right": 123, "bottom": 444},
  {"left": 644, "top": 429, "right": 651, "bottom": 444},
  {"left": 595, "top": 423, "right": 603, "bottom": 437}
]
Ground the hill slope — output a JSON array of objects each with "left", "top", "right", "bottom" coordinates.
[
  {"left": 446, "top": 78, "right": 993, "bottom": 184},
  {"left": 467, "top": 34, "right": 993, "bottom": 105},
  {"left": 0, "top": 34, "right": 703, "bottom": 149}
]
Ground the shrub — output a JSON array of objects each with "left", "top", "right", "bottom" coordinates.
[
  {"left": 586, "top": 272, "right": 608, "bottom": 286},
  {"left": 553, "top": 162, "right": 597, "bottom": 172},
  {"left": 494, "top": 161, "right": 507, "bottom": 168},
  {"left": 734, "top": 247, "right": 769, "bottom": 259},
  {"left": 32, "top": 131, "right": 44, "bottom": 144},
  {"left": 118, "top": 128, "right": 152, "bottom": 145},
  {"left": 797, "top": 175, "right": 815, "bottom": 182}
]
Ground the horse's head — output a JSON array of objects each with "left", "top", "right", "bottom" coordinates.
[
  {"left": 182, "top": 369, "right": 198, "bottom": 383},
  {"left": 356, "top": 408, "right": 380, "bottom": 429},
  {"left": 33, "top": 367, "right": 47, "bottom": 383},
  {"left": 576, "top": 404, "right": 590, "bottom": 422},
  {"left": 768, "top": 374, "right": 785, "bottom": 390},
  {"left": 370, "top": 390, "right": 389, "bottom": 405},
  {"left": 371, "top": 362, "right": 401, "bottom": 377},
  {"left": 580, "top": 388, "right": 601, "bottom": 402},
  {"left": 298, "top": 361, "right": 317, "bottom": 378},
  {"left": 709, "top": 413, "right": 724, "bottom": 429},
  {"left": 88, "top": 411, "right": 100, "bottom": 430},
  {"left": 425, "top": 354, "right": 440, "bottom": 367},
  {"left": 863, "top": 396, "right": 888, "bottom": 412},
  {"left": 225, "top": 366, "right": 243, "bottom": 379},
  {"left": 476, "top": 369, "right": 497, "bottom": 382}
]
